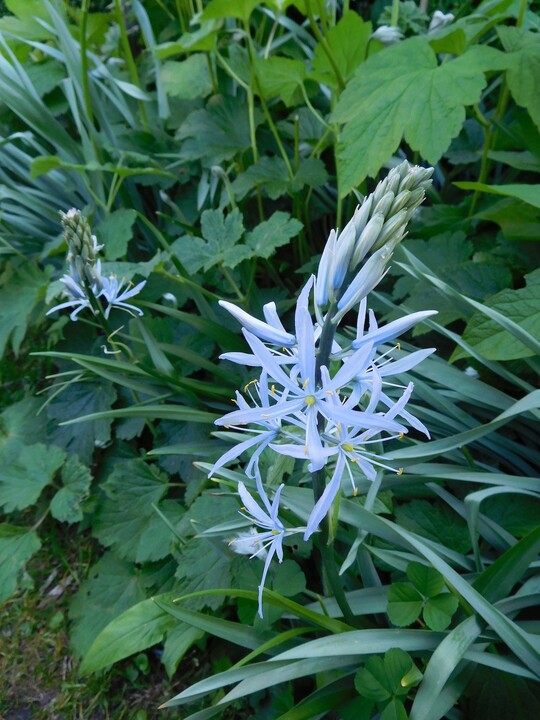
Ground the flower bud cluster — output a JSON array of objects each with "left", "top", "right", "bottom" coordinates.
[
  {"left": 47, "top": 208, "right": 146, "bottom": 323},
  {"left": 316, "top": 161, "right": 433, "bottom": 318}
]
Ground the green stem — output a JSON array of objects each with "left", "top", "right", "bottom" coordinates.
[
  {"left": 390, "top": 0, "right": 400, "bottom": 27},
  {"left": 304, "top": 0, "right": 345, "bottom": 93},
  {"left": 221, "top": 266, "right": 244, "bottom": 301}
]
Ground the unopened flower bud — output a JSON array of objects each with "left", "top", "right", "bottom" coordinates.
[
  {"left": 371, "top": 209, "right": 407, "bottom": 251},
  {"left": 350, "top": 213, "right": 385, "bottom": 269},
  {"left": 373, "top": 191, "right": 395, "bottom": 218},
  {"left": 390, "top": 190, "right": 412, "bottom": 214}
]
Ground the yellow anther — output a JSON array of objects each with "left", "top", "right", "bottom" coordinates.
[
  {"left": 262, "top": 414, "right": 270, "bottom": 418},
  {"left": 271, "top": 384, "right": 276, "bottom": 395},
  {"left": 244, "top": 379, "right": 257, "bottom": 393},
  {"left": 304, "top": 446, "right": 309, "bottom": 456},
  {"left": 271, "top": 529, "right": 280, "bottom": 536},
  {"left": 302, "top": 378, "right": 310, "bottom": 390},
  {"left": 353, "top": 487, "right": 358, "bottom": 497},
  {"left": 351, "top": 458, "right": 357, "bottom": 463},
  {"left": 305, "top": 395, "right": 316, "bottom": 406},
  {"left": 342, "top": 443, "right": 354, "bottom": 452},
  {"left": 397, "top": 342, "right": 401, "bottom": 351},
  {"left": 396, "top": 467, "right": 404, "bottom": 476},
  {"left": 231, "top": 398, "right": 238, "bottom": 405},
  {"left": 399, "top": 432, "right": 404, "bottom": 440},
  {"left": 325, "top": 390, "right": 334, "bottom": 395}
]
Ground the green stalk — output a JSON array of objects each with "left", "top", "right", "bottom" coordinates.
[{"left": 304, "top": 0, "right": 345, "bottom": 93}]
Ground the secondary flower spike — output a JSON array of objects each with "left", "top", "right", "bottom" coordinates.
[{"left": 47, "top": 209, "right": 146, "bottom": 323}]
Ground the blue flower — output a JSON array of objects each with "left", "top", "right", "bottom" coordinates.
[
  {"left": 236, "top": 480, "right": 285, "bottom": 618},
  {"left": 98, "top": 275, "right": 146, "bottom": 319}
]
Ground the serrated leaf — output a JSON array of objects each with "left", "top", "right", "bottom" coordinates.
[
  {"left": 69, "top": 553, "right": 148, "bottom": 657},
  {"left": 311, "top": 11, "right": 371, "bottom": 88},
  {"left": 96, "top": 208, "right": 137, "bottom": 261},
  {"left": 161, "top": 55, "right": 212, "bottom": 100},
  {"left": 406, "top": 562, "right": 445, "bottom": 598},
  {"left": 50, "top": 455, "right": 92, "bottom": 524},
  {"left": 245, "top": 212, "right": 302, "bottom": 260},
  {"left": 255, "top": 56, "right": 306, "bottom": 107},
  {"left": 94, "top": 460, "right": 182, "bottom": 563},
  {"left": 387, "top": 583, "right": 423, "bottom": 627},
  {"left": 334, "top": 38, "right": 497, "bottom": 193},
  {"left": 0, "top": 260, "right": 50, "bottom": 358},
  {"left": 232, "top": 157, "right": 290, "bottom": 201},
  {"left": 393, "top": 500, "right": 471, "bottom": 554},
  {"left": 47, "top": 380, "right": 117, "bottom": 464},
  {"left": 423, "top": 593, "right": 459, "bottom": 631},
  {"left": 0, "top": 441, "right": 65, "bottom": 512},
  {"left": 451, "top": 268, "right": 540, "bottom": 361},
  {"left": 175, "top": 537, "right": 233, "bottom": 611},
  {"left": 201, "top": 0, "right": 259, "bottom": 21},
  {"left": 0, "top": 524, "right": 41, "bottom": 602},
  {"left": 80, "top": 595, "right": 175, "bottom": 675},
  {"left": 173, "top": 208, "right": 246, "bottom": 273},
  {"left": 178, "top": 94, "right": 261, "bottom": 165},
  {"left": 498, "top": 27, "right": 540, "bottom": 131}
]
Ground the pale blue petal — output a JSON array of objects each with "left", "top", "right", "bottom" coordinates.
[
  {"left": 304, "top": 454, "right": 346, "bottom": 540},
  {"left": 220, "top": 300, "right": 295, "bottom": 346},
  {"left": 352, "top": 311, "right": 437, "bottom": 349},
  {"left": 242, "top": 330, "right": 298, "bottom": 392},
  {"left": 377, "top": 348, "right": 436, "bottom": 376}
]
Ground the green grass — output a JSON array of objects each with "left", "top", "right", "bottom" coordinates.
[{"left": 0, "top": 525, "right": 183, "bottom": 720}]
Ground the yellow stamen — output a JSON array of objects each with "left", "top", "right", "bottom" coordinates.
[
  {"left": 399, "top": 432, "right": 404, "bottom": 440},
  {"left": 397, "top": 342, "right": 401, "bottom": 351},
  {"left": 305, "top": 395, "right": 316, "bottom": 406},
  {"left": 342, "top": 443, "right": 354, "bottom": 452},
  {"left": 302, "top": 378, "right": 310, "bottom": 390},
  {"left": 353, "top": 487, "right": 358, "bottom": 497},
  {"left": 271, "top": 384, "right": 276, "bottom": 395},
  {"left": 243, "top": 378, "right": 258, "bottom": 393},
  {"left": 396, "top": 467, "right": 403, "bottom": 476}
]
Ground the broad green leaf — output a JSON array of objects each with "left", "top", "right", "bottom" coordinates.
[
  {"left": 0, "top": 524, "right": 41, "bottom": 602},
  {"left": 407, "top": 562, "right": 445, "bottom": 598},
  {"left": 161, "top": 55, "right": 212, "bottom": 100},
  {"left": 232, "top": 157, "right": 327, "bottom": 201},
  {"left": 381, "top": 698, "right": 408, "bottom": 720},
  {"left": 245, "top": 212, "right": 302, "bottom": 260},
  {"left": 451, "top": 269, "right": 540, "bottom": 361},
  {"left": 0, "top": 260, "right": 50, "bottom": 358},
  {"left": 96, "top": 208, "right": 137, "bottom": 261},
  {"left": 50, "top": 454, "right": 92, "bottom": 523},
  {"left": 69, "top": 553, "right": 148, "bottom": 657},
  {"left": 94, "top": 461, "right": 182, "bottom": 563},
  {"left": 255, "top": 56, "right": 306, "bottom": 107},
  {"left": 334, "top": 39, "right": 499, "bottom": 193},
  {"left": 162, "top": 623, "right": 204, "bottom": 677},
  {"left": 0, "top": 441, "right": 65, "bottom": 512},
  {"left": 47, "top": 379, "right": 117, "bottom": 465},
  {"left": 175, "top": 537, "right": 233, "bottom": 611},
  {"left": 498, "top": 27, "right": 540, "bottom": 131},
  {"left": 201, "top": 0, "right": 259, "bottom": 21},
  {"left": 0, "top": 397, "right": 46, "bottom": 445},
  {"left": 423, "top": 594, "right": 459, "bottom": 631},
  {"left": 80, "top": 595, "right": 174, "bottom": 675},
  {"left": 356, "top": 649, "right": 417, "bottom": 703},
  {"left": 394, "top": 500, "right": 471, "bottom": 555},
  {"left": 174, "top": 208, "right": 246, "bottom": 273},
  {"left": 387, "top": 583, "right": 423, "bottom": 627},
  {"left": 178, "top": 95, "right": 261, "bottom": 165},
  {"left": 311, "top": 12, "right": 371, "bottom": 89},
  {"left": 454, "top": 181, "right": 540, "bottom": 209}
]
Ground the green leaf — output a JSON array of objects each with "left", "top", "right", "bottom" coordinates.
[
  {"left": 80, "top": 595, "right": 174, "bottom": 675},
  {"left": 0, "top": 260, "right": 50, "bottom": 358},
  {"left": 175, "top": 537, "right": 233, "bottom": 611},
  {"left": 47, "top": 379, "right": 117, "bottom": 465},
  {"left": 334, "top": 39, "right": 496, "bottom": 193},
  {"left": 93, "top": 460, "right": 182, "bottom": 563},
  {"left": 0, "top": 441, "right": 65, "bottom": 512},
  {"left": 96, "top": 208, "right": 137, "bottom": 261},
  {"left": 162, "top": 623, "right": 204, "bottom": 677},
  {"left": 174, "top": 208, "right": 246, "bottom": 273},
  {"left": 356, "top": 648, "right": 417, "bottom": 706},
  {"left": 255, "top": 56, "right": 306, "bottom": 107},
  {"left": 355, "top": 656, "right": 392, "bottom": 702},
  {"left": 201, "top": 0, "right": 259, "bottom": 22},
  {"left": 69, "top": 553, "right": 149, "bottom": 658},
  {"left": 161, "top": 55, "right": 212, "bottom": 100},
  {"left": 498, "top": 27, "right": 540, "bottom": 131},
  {"left": 50, "top": 454, "right": 92, "bottom": 523},
  {"left": 407, "top": 562, "right": 445, "bottom": 598},
  {"left": 311, "top": 12, "right": 371, "bottom": 88},
  {"left": 178, "top": 94, "right": 261, "bottom": 165},
  {"left": 0, "top": 524, "right": 41, "bottom": 602},
  {"left": 245, "top": 212, "right": 303, "bottom": 260},
  {"left": 381, "top": 698, "right": 408, "bottom": 720},
  {"left": 423, "top": 593, "right": 459, "bottom": 631},
  {"left": 394, "top": 500, "right": 471, "bottom": 555},
  {"left": 476, "top": 198, "right": 540, "bottom": 241},
  {"left": 272, "top": 560, "right": 306, "bottom": 599},
  {"left": 387, "top": 583, "right": 423, "bottom": 627},
  {"left": 454, "top": 181, "right": 540, "bottom": 209},
  {"left": 451, "top": 269, "right": 540, "bottom": 361}
]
